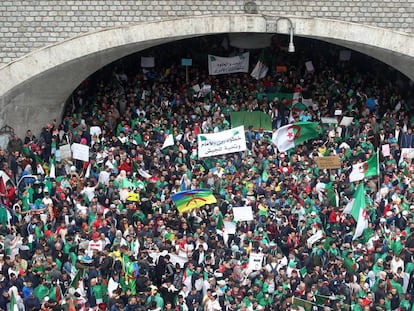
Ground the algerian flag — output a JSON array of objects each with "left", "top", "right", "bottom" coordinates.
[
  {"left": 349, "top": 153, "right": 379, "bottom": 182},
  {"left": 272, "top": 122, "right": 320, "bottom": 152},
  {"left": 138, "top": 168, "right": 152, "bottom": 179},
  {"left": 250, "top": 60, "right": 268, "bottom": 80},
  {"left": 49, "top": 157, "right": 56, "bottom": 179},
  {"left": 161, "top": 134, "right": 174, "bottom": 149},
  {"left": 324, "top": 182, "right": 339, "bottom": 207},
  {"left": 343, "top": 183, "right": 369, "bottom": 240},
  {"left": 84, "top": 163, "right": 91, "bottom": 178},
  {"left": 10, "top": 291, "right": 18, "bottom": 311},
  {"left": 37, "top": 163, "right": 45, "bottom": 175}
]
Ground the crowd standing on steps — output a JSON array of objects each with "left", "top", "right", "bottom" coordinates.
[{"left": 0, "top": 49, "right": 413, "bottom": 311}]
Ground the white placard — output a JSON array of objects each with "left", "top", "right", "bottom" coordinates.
[
  {"left": 248, "top": 253, "right": 264, "bottom": 271},
  {"left": 208, "top": 52, "right": 249, "bottom": 75},
  {"left": 141, "top": 57, "right": 155, "bottom": 68},
  {"left": 340, "top": 116, "right": 354, "bottom": 127},
  {"left": 302, "top": 98, "right": 313, "bottom": 107},
  {"left": 224, "top": 221, "right": 236, "bottom": 234},
  {"left": 321, "top": 117, "right": 338, "bottom": 124},
  {"left": 197, "top": 126, "right": 247, "bottom": 158},
  {"left": 339, "top": 50, "right": 352, "bottom": 61},
  {"left": 232, "top": 206, "right": 254, "bottom": 221},
  {"left": 90, "top": 126, "right": 102, "bottom": 138},
  {"left": 59, "top": 144, "right": 72, "bottom": 160},
  {"left": 192, "top": 84, "right": 201, "bottom": 93},
  {"left": 305, "top": 61, "right": 314, "bottom": 72},
  {"left": 401, "top": 148, "right": 414, "bottom": 159},
  {"left": 71, "top": 143, "right": 89, "bottom": 162},
  {"left": 334, "top": 110, "right": 342, "bottom": 116},
  {"left": 382, "top": 144, "right": 391, "bottom": 157}
]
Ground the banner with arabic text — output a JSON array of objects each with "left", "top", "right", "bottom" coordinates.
[
  {"left": 208, "top": 53, "right": 249, "bottom": 75},
  {"left": 197, "top": 126, "right": 247, "bottom": 158}
]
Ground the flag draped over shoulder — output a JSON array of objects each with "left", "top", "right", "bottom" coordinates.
[
  {"left": 171, "top": 189, "right": 217, "bottom": 213},
  {"left": 343, "top": 183, "right": 369, "bottom": 240},
  {"left": 272, "top": 122, "right": 320, "bottom": 152},
  {"left": 349, "top": 153, "right": 379, "bottom": 182}
]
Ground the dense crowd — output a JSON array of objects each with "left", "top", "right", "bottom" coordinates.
[{"left": 0, "top": 42, "right": 414, "bottom": 311}]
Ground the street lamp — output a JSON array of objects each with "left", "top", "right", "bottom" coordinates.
[{"left": 276, "top": 17, "right": 295, "bottom": 53}]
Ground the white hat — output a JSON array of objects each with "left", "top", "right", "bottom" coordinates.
[
  {"left": 311, "top": 211, "right": 317, "bottom": 216},
  {"left": 402, "top": 210, "right": 409, "bottom": 216},
  {"left": 70, "top": 166, "right": 77, "bottom": 172}
]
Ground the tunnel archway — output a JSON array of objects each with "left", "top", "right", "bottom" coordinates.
[{"left": 0, "top": 14, "right": 413, "bottom": 136}]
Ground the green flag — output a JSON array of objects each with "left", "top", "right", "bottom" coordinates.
[
  {"left": 315, "top": 294, "right": 330, "bottom": 306},
  {"left": 325, "top": 182, "right": 338, "bottom": 207},
  {"left": 10, "top": 291, "right": 18, "bottom": 311},
  {"left": 272, "top": 122, "right": 320, "bottom": 152},
  {"left": 292, "top": 296, "right": 313, "bottom": 311},
  {"left": 349, "top": 153, "right": 379, "bottom": 182}
]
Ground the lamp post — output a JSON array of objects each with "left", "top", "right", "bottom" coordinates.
[{"left": 275, "top": 17, "right": 296, "bottom": 53}]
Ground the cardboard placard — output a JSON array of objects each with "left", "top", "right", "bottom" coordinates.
[{"left": 314, "top": 155, "right": 341, "bottom": 169}]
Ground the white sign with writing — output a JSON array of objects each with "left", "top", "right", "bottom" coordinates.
[
  {"left": 232, "top": 206, "right": 254, "bottom": 221},
  {"left": 197, "top": 126, "right": 247, "bottom": 158},
  {"left": 71, "top": 143, "right": 89, "bottom": 162},
  {"left": 248, "top": 253, "right": 264, "bottom": 271},
  {"left": 208, "top": 53, "right": 249, "bottom": 75}
]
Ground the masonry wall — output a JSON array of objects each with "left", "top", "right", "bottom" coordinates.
[{"left": 0, "top": 0, "right": 413, "bottom": 66}]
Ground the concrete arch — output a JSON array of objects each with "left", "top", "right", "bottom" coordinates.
[{"left": 0, "top": 14, "right": 413, "bottom": 136}]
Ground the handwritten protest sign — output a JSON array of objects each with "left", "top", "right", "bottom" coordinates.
[{"left": 314, "top": 155, "right": 341, "bottom": 169}]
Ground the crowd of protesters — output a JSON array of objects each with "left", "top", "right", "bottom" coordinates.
[{"left": 0, "top": 39, "right": 413, "bottom": 311}]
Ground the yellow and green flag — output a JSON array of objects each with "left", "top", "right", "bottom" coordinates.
[{"left": 171, "top": 189, "right": 217, "bottom": 213}]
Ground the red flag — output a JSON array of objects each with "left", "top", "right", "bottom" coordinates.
[{"left": 0, "top": 177, "right": 5, "bottom": 196}]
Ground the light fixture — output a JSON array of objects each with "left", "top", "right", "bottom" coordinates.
[{"left": 276, "top": 17, "right": 296, "bottom": 53}]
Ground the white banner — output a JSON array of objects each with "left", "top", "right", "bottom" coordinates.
[
  {"left": 208, "top": 52, "right": 249, "bottom": 75},
  {"left": 71, "top": 143, "right": 89, "bottom": 162},
  {"left": 232, "top": 206, "right": 254, "bottom": 221},
  {"left": 197, "top": 126, "right": 247, "bottom": 158}
]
